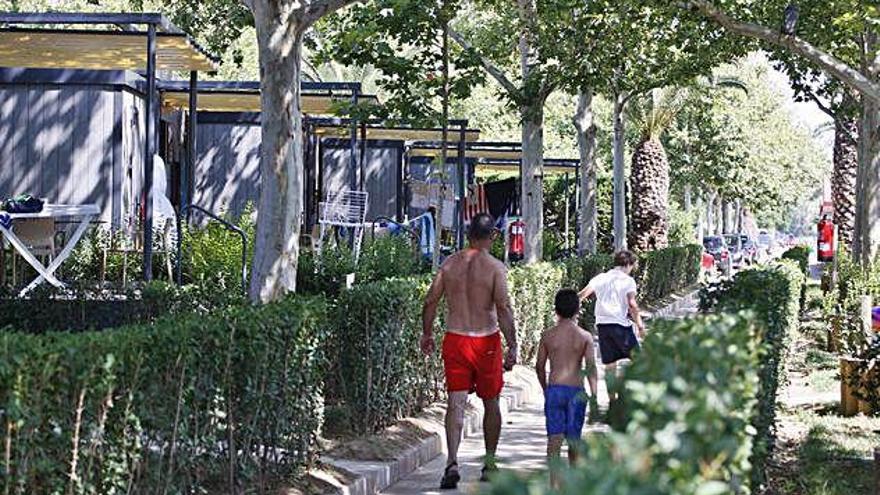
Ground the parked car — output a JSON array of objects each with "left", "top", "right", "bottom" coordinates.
[
  {"left": 703, "top": 235, "right": 729, "bottom": 268},
  {"left": 723, "top": 234, "right": 745, "bottom": 267}
]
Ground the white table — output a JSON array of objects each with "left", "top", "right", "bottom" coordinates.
[{"left": 0, "top": 204, "right": 99, "bottom": 296}]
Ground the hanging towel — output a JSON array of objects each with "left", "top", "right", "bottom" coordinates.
[
  {"left": 463, "top": 184, "right": 489, "bottom": 223},
  {"left": 484, "top": 178, "right": 518, "bottom": 220},
  {"left": 409, "top": 212, "right": 435, "bottom": 260}
]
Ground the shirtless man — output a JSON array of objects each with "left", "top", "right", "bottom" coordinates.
[
  {"left": 535, "top": 289, "right": 598, "bottom": 482},
  {"left": 421, "top": 213, "right": 518, "bottom": 490}
]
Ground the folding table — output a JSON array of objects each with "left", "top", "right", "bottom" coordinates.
[{"left": 0, "top": 204, "right": 99, "bottom": 296}]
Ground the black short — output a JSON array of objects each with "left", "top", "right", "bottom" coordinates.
[{"left": 596, "top": 324, "right": 640, "bottom": 364}]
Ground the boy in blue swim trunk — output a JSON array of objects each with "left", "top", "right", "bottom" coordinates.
[{"left": 535, "top": 289, "right": 598, "bottom": 477}]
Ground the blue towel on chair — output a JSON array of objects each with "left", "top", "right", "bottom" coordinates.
[{"left": 0, "top": 212, "right": 10, "bottom": 229}]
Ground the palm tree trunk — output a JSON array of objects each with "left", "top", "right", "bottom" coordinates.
[{"left": 833, "top": 117, "right": 858, "bottom": 249}]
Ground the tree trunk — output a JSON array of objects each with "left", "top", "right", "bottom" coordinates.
[
  {"left": 705, "top": 191, "right": 716, "bottom": 236},
  {"left": 695, "top": 193, "right": 704, "bottom": 244},
  {"left": 612, "top": 93, "right": 627, "bottom": 251},
  {"left": 518, "top": 0, "right": 544, "bottom": 263},
  {"left": 521, "top": 104, "right": 544, "bottom": 263},
  {"left": 574, "top": 90, "right": 598, "bottom": 255},
  {"left": 684, "top": 185, "right": 693, "bottom": 212},
  {"left": 714, "top": 198, "right": 723, "bottom": 236},
  {"left": 248, "top": 6, "right": 307, "bottom": 303},
  {"left": 629, "top": 137, "right": 670, "bottom": 251},
  {"left": 856, "top": 96, "right": 880, "bottom": 266},
  {"left": 834, "top": 116, "right": 859, "bottom": 250}
]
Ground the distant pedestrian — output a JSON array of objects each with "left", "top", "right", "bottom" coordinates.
[
  {"left": 578, "top": 250, "right": 645, "bottom": 401},
  {"left": 535, "top": 289, "right": 598, "bottom": 487}
]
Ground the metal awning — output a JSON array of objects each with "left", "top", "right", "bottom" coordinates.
[
  {"left": 162, "top": 90, "right": 379, "bottom": 114},
  {"left": 0, "top": 12, "right": 220, "bottom": 282},
  {"left": 0, "top": 28, "right": 217, "bottom": 71},
  {"left": 409, "top": 142, "right": 578, "bottom": 173},
  {"left": 316, "top": 125, "right": 480, "bottom": 142}
]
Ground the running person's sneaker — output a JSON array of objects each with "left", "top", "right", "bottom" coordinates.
[{"left": 440, "top": 462, "right": 460, "bottom": 490}]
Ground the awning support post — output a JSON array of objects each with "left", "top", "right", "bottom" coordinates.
[{"left": 143, "top": 23, "right": 156, "bottom": 282}]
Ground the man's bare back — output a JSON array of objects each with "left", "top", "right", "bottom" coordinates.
[
  {"left": 536, "top": 321, "right": 596, "bottom": 388},
  {"left": 440, "top": 248, "right": 507, "bottom": 335}
]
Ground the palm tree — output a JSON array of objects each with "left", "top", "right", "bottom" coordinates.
[
  {"left": 815, "top": 117, "right": 858, "bottom": 248},
  {"left": 628, "top": 78, "right": 747, "bottom": 251}
]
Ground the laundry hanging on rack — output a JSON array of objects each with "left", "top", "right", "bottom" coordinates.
[
  {"left": 409, "top": 212, "right": 436, "bottom": 260},
  {"left": 484, "top": 178, "right": 518, "bottom": 220},
  {"left": 463, "top": 184, "right": 489, "bottom": 222}
]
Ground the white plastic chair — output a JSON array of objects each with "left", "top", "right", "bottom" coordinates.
[{"left": 318, "top": 190, "right": 369, "bottom": 260}]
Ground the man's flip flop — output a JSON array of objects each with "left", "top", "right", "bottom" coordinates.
[{"left": 440, "top": 462, "right": 460, "bottom": 490}]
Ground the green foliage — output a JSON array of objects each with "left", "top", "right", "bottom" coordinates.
[
  {"left": 0, "top": 295, "right": 328, "bottom": 493},
  {"left": 325, "top": 277, "right": 443, "bottom": 435},
  {"left": 0, "top": 282, "right": 241, "bottom": 334},
  {"left": 667, "top": 202, "right": 697, "bottom": 247},
  {"left": 181, "top": 206, "right": 256, "bottom": 293},
  {"left": 781, "top": 246, "right": 811, "bottom": 277},
  {"left": 508, "top": 263, "right": 566, "bottom": 363},
  {"left": 634, "top": 245, "right": 703, "bottom": 304},
  {"left": 298, "top": 235, "right": 425, "bottom": 296},
  {"left": 701, "top": 261, "right": 804, "bottom": 489},
  {"left": 823, "top": 250, "right": 880, "bottom": 356},
  {"left": 489, "top": 314, "right": 761, "bottom": 494}
]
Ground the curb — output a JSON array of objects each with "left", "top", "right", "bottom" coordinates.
[{"left": 319, "top": 366, "right": 542, "bottom": 495}]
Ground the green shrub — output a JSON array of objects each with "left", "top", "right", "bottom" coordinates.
[
  {"left": 781, "top": 245, "right": 810, "bottom": 277},
  {"left": 356, "top": 234, "right": 427, "bottom": 283},
  {"left": 0, "top": 295, "right": 328, "bottom": 493},
  {"left": 508, "top": 262, "right": 566, "bottom": 363},
  {"left": 700, "top": 261, "right": 804, "bottom": 489},
  {"left": 634, "top": 244, "right": 703, "bottom": 304},
  {"left": 0, "top": 282, "right": 242, "bottom": 334},
  {"left": 298, "top": 235, "right": 424, "bottom": 296},
  {"left": 489, "top": 314, "right": 761, "bottom": 494},
  {"left": 325, "top": 277, "right": 444, "bottom": 435},
  {"left": 181, "top": 206, "right": 256, "bottom": 292}
]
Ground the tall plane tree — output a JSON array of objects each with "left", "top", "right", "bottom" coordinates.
[
  {"left": 243, "top": 0, "right": 359, "bottom": 303},
  {"left": 544, "top": 0, "right": 746, "bottom": 251},
  {"left": 674, "top": 0, "right": 880, "bottom": 263}
]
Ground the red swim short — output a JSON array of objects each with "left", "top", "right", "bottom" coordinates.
[{"left": 442, "top": 332, "right": 503, "bottom": 399}]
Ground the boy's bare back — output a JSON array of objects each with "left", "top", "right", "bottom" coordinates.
[{"left": 537, "top": 321, "right": 595, "bottom": 388}]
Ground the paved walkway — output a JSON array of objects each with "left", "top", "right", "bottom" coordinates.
[{"left": 382, "top": 294, "right": 700, "bottom": 494}]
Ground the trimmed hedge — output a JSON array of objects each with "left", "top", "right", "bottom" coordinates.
[
  {"left": 0, "top": 296, "right": 328, "bottom": 493},
  {"left": 509, "top": 262, "right": 566, "bottom": 363},
  {"left": 324, "top": 277, "right": 444, "bottom": 435},
  {"left": 489, "top": 314, "right": 762, "bottom": 494},
  {"left": 634, "top": 244, "right": 703, "bottom": 303},
  {"left": 492, "top": 263, "right": 802, "bottom": 494},
  {"left": 0, "top": 282, "right": 241, "bottom": 334},
  {"left": 700, "top": 261, "right": 804, "bottom": 489},
  {"left": 781, "top": 245, "right": 810, "bottom": 277}
]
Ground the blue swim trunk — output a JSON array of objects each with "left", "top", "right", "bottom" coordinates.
[{"left": 544, "top": 384, "right": 587, "bottom": 440}]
